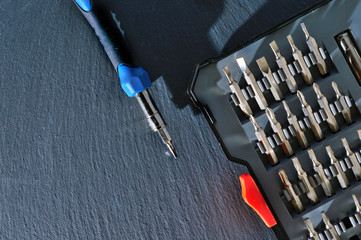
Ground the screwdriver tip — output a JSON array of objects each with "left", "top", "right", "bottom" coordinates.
[{"left": 166, "top": 140, "right": 177, "bottom": 158}]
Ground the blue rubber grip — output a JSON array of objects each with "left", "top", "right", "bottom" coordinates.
[
  {"left": 118, "top": 64, "right": 152, "bottom": 97},
  {"left": 75, "top": 0, "right": 92, "bottom": 12}
]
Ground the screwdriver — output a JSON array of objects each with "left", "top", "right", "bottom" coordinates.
[{"left": 73, "top": 0, "right": 176, "bottom": 157}]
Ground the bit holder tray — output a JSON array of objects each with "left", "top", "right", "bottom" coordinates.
[{"left": 189, "top": 0, "right": 361, "bottom": 239}]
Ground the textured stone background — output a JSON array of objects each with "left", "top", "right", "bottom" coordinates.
[{"left": 0, "top": 0, "right": 321, "bottom": 239}]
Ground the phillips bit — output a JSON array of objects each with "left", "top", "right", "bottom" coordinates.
[
  {"left": 237, "top": 57, "right": 268, "bottom": 110},
  {"left": 326, "top": 145, "right": 350, "bottom": 189},
  {"left": 256, "top": 57, "right": 283, "bottom": 101},
  {"left": 287, "top": 35, "right": 313, "bottom": 85},
  {"left": 250, "top": 115, "right": 278, "bottom": 165},
  {"left": 304, "top": 218, "right": 321, "bottom": 240},
  {"left": 332, "top": 82, "right": 353, "bottom": 124},
  {"left": 313, "top": 83, "right": 339, "bottom": 132},
  {"left": 308, "top": 149, "right": 333, "bottom": 196},
  {"left": 283, "top": 101, "right": 309, "bottom": 149},
  {"left": 297, "top": 90, "right": 324, "bottom": 140},
  {"left": 342, "top": 137, "right": 361, "bottom": 180},
  {"left": 270, "top": 40, "right": 298, "bottom": 93},
  {"left": 266, "top": 108, "right": 294, "bottom": 157},
  {"left": 321, "top": 212, "right": 340, "bottom": 240},
  {"left": 278, "top": 169, "right": 304, "bottom": 212},
  {"left": 292, "top": 157, "right": 319, "bottom": 204},
  {"left": 301, "top": 23, "right": 328, "bottom": 75},
  {"left": 222, "top": 66, "right": 253, "bottom": 116},
  {"left": 353, "top": 194, "right": 361, "bottom": 217}
]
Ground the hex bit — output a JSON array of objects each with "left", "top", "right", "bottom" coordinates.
[
  {"left": 308, "top": 149, "right": 333, "bottom": 196},
  {"left": 326, "top": 145, "right": 349, "bottom": 189},
  {"left": 256, "top": 57, "right": 283, "bottom": 101},
  {"left": 304, "top": 218, "right": 321, "bottom": 240},
  {"left": 278, "top": 169, "right": 304, "bottom": 213},
  {"left": 342, "top": 137, "right": 361, "bottom": 180},
  {"left": 332, "top": 81, "right": 353, "bottom": 124},
  {"left": 321, "top": 212, "right": 340, "bottom": 240}
]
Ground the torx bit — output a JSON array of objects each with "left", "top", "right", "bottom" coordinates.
[
  {"left": 297, "top": 90, "right": 324, "bottom": 140},
  {"left": 313, "top": 83, "right": 339, "bottom": 132},
  {"left": 353, "top": 194, "right": 361, "bottom": 217},
  {"left": 278, "top": 169, "right": 304, "bottom": 213},
  {"left": 292, "top": 157, "right": 319, "bottom": 204},
  {"left": 332, "top": 82, "right": 353, "bottom": 124},
  {"left": 270, "top": 40, "right": 298, "bottom": 93},
  {"left": 287, "top": 35, "right": 313, "bottom": 85},
  {"left": 250, "top": 115, "right": 278, "bottom": 165},
  {"left": 237, "top": 57, "right": 268, "bottom": 110},
  {"left": 266, "top": 108, "right": 294, "bottom": 157},
  {"left": 326, "top": 145, "right": 350, "bottom": 188},
  {"left": 301, "top": 23, "right": 328, "bottom": 75},
  {"left": 283, "top": 101, "right": 309, "bottom": 149},
  {"left": 304, "top": 218, "right": 321, "bottom": 240},
  {"left": 321, "top": 212, "right": 340, "bottom": 240},
  {"left": 222, "top": 66, "right": 253, "bottom": 116},
  {"left": 342, "top": 137, "right": 361, "bottom": 180},
  {"left": 256, "top": 57, "right": 283, "bottom": 101},
  {"left": 308, "top": 149, "right": 333, "bottom": 196}
]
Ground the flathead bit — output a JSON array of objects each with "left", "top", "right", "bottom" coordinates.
[
  {"left": 308, "top": 149, "right": 333, "bottom": 196},
  {"left": 270, "top": 40, "right": 298, "bottom": 93},
  {"left": 301, "top": 23, "right": 328, "bottom": 75},
  {"left": 297, "top": 90, "right": 324, "bottom": 140},
  {"left": 326, "top": 145, "right": 349, "bottom": 188},
  {"left": 321, "top": 212, "right": 340, "bottom": 240},
  {"left": 304, "top": 218, "right": 321, "bottom": 240},
  {"left": 332, "top": 82, "right": 353, "bottom": 124},
  {"left": 287, "top": 35, "right": 313, "bottom": 85},
  {"left": 256, "top": 57, "right": 283, "bottom": 101},
  {"left": 266, "top": 108, "right": 293, "bottom": 157},
  {"left": 222, "top": 66, "right": 253, "bottom": 116},
  {"left": 278, "top": 169, "right": 304, "bottom": 212},
  {"left": 237, "top": 57, "right": 268, "bottom": 110},
  {"left": 313, "top": 83, "right": 339, "bottom": 132},
  {"left": 283, "top": 101, "right": 309, "bottom": 149},
  {"left": 292, "top": 157, "right": 319, "bottom": 204},
  {"left": 250, "top": 115, "right": 278, "bottom": 165},
  {"left": 342, "top": 137, "right": 361, "bottom": 180},
  {"left": 353, "top": 194, "right": 361, "bottom": 214}
]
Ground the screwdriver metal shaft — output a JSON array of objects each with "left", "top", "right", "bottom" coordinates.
[
  {"left": 332, "top": 81, "right": 353, "bottom": 124},
  {"left": 256, "top": 57, "right": 283, "bottom": 101},
  {"left": 353, "top": 194, "right": 361, "bottom": 218},
  {"left": 304, "top": 218, "right": 321, "bottom": 240},
  {"left": 341, "top": 137, "right": 361, "bottom": 180},
  {"left": 308, "top": 149, "right": 333, "bottom": 196},
  {"left": 326, "top": 145, "right": 349, "bottom": 188},
  {"left": 321, "top": 212, "right": 340, "bottom": 240},
  {"left": 278, "top": 169, "right": 304, "bottom": 213}
]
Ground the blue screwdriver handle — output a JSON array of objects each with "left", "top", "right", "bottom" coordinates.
[{"left": 73, "top": 0, "right": 151, "bottom": 97}]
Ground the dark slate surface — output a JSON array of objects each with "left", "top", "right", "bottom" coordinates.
[{"left": 0, "top": 0, "right": 322, "bottom": 239}]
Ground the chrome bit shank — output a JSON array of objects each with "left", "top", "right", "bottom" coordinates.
[
  {"left": 279, "top": 169, "right": 304, "bottom": 212},
  {"left": 321, "top": 212, "right": 340, "bottom": 240},
  {"left": 342, "top": 137, "right": 361, "bottom": 180},
  {"left": 326, "top": 145, "right": 349, "bottom": 188},
  {"left": 308, "top": 149, "right": 333, "bottom": 196},
  {"left": 304, "top": 218, "right": 321, "bottom": 240},
  {"left": 256, "top": 57, "right": 283, "bottom": 101},
  {"left": 332, "top": 82, "right": 353, "bottom": 124}
]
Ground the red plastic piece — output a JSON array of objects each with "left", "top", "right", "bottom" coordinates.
[{"left": 239, "top": 173, "right": 277, "bottom": 228}]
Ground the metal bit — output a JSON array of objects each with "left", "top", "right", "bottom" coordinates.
[
  {"left": 292, "top": 157, "right": 319, "bottom": 204},
  {"left": 359, "top": 130, "right": 361, "bottom": 141},
  {"left": 297, "top": 90, "right": 324, "bottom": 140},
  {"left": 332, "top": 82, "right": 353, "bottom": 124},
  {"left": 321, "top": 212, "right": 340, "bottom": 240},
  {"left": 326, "top": 145, "right": 350, "bottom": 188},
  {"left": 266, "top": 108, "right": 294, "bottom": 157},
  {"left": 278, "top": 169, "right": 304, "bottom": 212},
  {"left": 313, "top": 83, "right": 339, "bottom": 132},
  {"left": 308, "top": 149, "right": 333, "bottom": 196},
  {"left": 237, "top": 57, "right": 268, "bottom": 110},
  {"left": 342, "top": 137, "right": 361, "bottom": 180},
  {"left": 270, "top": 40, "right": 298, "bottom": 93},
  {"left": 304, "top": 218, "right": 321, "bottom": 240},
  {"left": 287, "top": 35, "right": 313, "bottom": 85},
  {"left": 283, "top": 101, "right": 309, "bottom": 149},
  {"left": 301, "top": 23, "right": 328, "bottom": 75},
  {"left": 353, "top": 194, "right": 361, "bottom": 217},
  {"left": 222, "top": 66, "right": 253, "bottom": 116},
  {"left": 250, "top": 115, "right": 278, "bottom": 165},
  {"left": 256, "top": 57, "right": 283, "bottom": 101}
]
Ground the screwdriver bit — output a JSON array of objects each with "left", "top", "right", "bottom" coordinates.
[
  {"left": 359, "top": 130, "right": 361, "bottom": 141},
  {"left": 222, "top": 66, "right": 253, "bottom": 116},
  {"left": 278, "top": 169, "right": 304, "bottom": 213},
  {"left": 287, "top": 35, "right": 313, "bottom": 85},
  {"left": 250, "top": 115, "right": 278, "bottom": 165},
  {"left": 326, "top": 145, "right": 349, "bottom": 189},
  {"left": 256, "top": 57, "right": 283, "bottom": 101},
  {"left": 321, "top": 211, "right": 340, "bottom": 240},
  {"left": 283, "top": 101, "right": 309, "bottom": 149},
  {"left": 332, "top": 82, "right": 353, "bottom": 124},
  {"left": 292, "top": 157, "right": 319, "bottom": 204},
  {"left": 353, "top": 194, "right": 361, "bottom": 217},
  {"left": 308, "top": 149, "right": 333, "bottom": 196},
  {"left": 304, "top": 218, "right": 321, "bottom": 240},
  {"left": 237, "top": 57, "right": 268, "bottom": 110},
  {"left": 297, "top": 90, "right": 324, "bottom": 140},
  {"left": 313, "top": 83, "right": 339, "bottom": 132},
  {"left": 270, "top": 40, "right": 298, "bottom": 93},
  {"left": 341, "top": 137, "right": 361, "bottom": 180},
  {"left": 301, "top": 23, "right": 328, "bottom": 75},
  {"left": 266, "top": 108, "right": 294, "bottom": 157}
]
